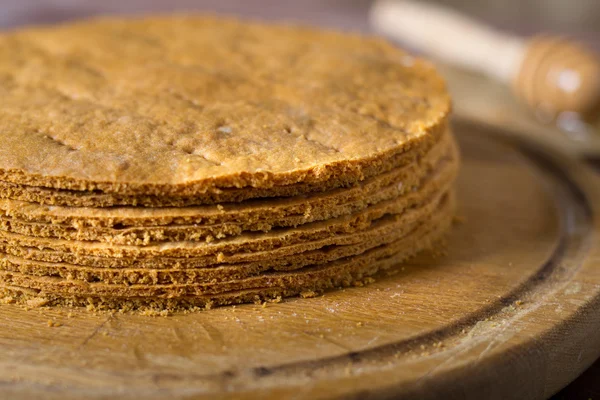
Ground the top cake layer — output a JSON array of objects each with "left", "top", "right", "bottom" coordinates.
[{"left": 0, "top": 15, "right": 450, "bottom": 196}]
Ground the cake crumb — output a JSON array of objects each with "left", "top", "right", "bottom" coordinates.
[
  {"left": 140, "top": 309, "right": 170, "bottom": 317},
  {"left": 26, "top": 298, "right": 49, "bottom": 308},
  {"left": 47, "top": 320, "right": 61, "bottom": 327},
  {"left": 356, "top": 322, "right": 363, "bottom": 327},
  {"left": 300, "top": 290, "right": 318, "bottom": 298}
]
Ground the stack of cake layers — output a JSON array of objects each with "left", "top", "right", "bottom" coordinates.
[{"left": 0, "top": 16, "right": 458, "bottom": 310}]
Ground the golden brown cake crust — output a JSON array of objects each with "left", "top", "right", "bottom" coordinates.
[
  {"left": 0, "top": 137, "right": 458, "bottom": 244},
  {"left": 0, "top": 192, "right": 454, "bottom": 308},
  {"left": 0, "top": 160, "right": 456, "bottom": 244},
  {"left": 0, "top": 15, "right": 450, "bottom": 195},
  {"left": 0, "top": 188, "right": 451, "bottom": 259},
  {"left": 0, "top": 193, "right": 453, "bottom": 286},
  {"left": 0, "top": 15, "right": 458, "bottom": 311},
  {"left": 0, "top": 131, "right": 456, "bottom": 227},
  {"left": 0, "top": 192, "right": 447, "bottom": 271},
  {"left": 0, "top": 128, "right": 454, "bottom": 208}
]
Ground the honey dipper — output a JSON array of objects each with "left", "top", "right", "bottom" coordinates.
[{"left": 370, "top": 0, "right": 600, "bottom": 118}]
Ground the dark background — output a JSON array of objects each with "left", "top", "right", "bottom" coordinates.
[{"left": 1, "top": 0, "right": 599, "bottom": 48}]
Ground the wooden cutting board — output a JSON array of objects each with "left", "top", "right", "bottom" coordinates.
[{"left": 0, "top": 120, "right": 599, "bottom": 400}]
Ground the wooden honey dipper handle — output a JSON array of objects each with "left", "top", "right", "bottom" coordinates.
[
  {"left": 370, "top": 0, "right": 600, "bottom": 116},
  {"left": 516, "top": 36, "right": 600, "bottom": 116}
]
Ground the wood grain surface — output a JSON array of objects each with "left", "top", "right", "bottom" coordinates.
[{"left": 0, "top": 120, "right": 598, "bottom": 399}]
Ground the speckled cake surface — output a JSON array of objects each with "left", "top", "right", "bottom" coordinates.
[{"left": 0, "top": 15, "right": 457, "bottom": 311}]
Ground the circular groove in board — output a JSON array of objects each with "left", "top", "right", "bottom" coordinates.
[{"left": 0, "top": 120, "right": 599, "bottom": 400}]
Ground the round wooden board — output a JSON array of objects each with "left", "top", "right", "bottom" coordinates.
[{"left": 0, "top": 120, "right": 599, "bottom": 400}]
